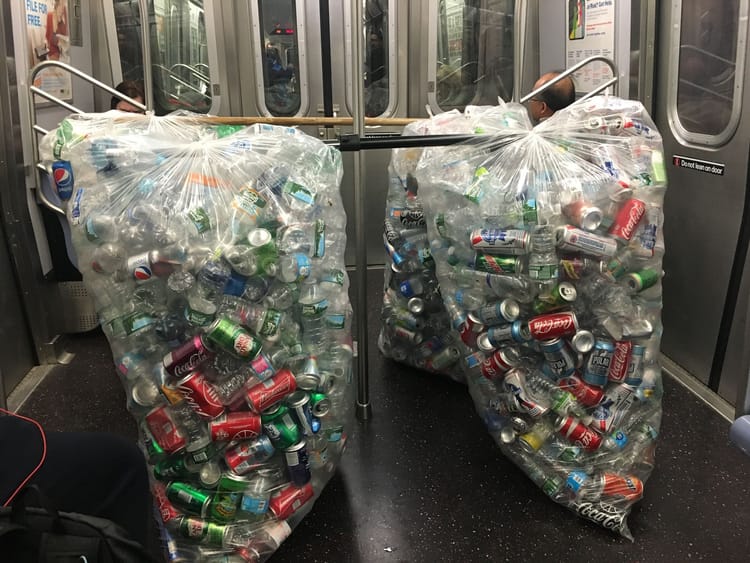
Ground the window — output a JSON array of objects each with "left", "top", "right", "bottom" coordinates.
[
  {"left": 257, "top": 0, "right": 302, "bottom": 117},
  {"left": 673, "top": 0, "right": 746, "bottom": 141},
  {"left": 113, "top": 0, "right": 212, "bottom": 115},
  {"left": 430, "top": 0, "right": 515, "bottom": 112}
]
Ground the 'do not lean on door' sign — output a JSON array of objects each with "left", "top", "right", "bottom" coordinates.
[{"left": 672, "top": 155, "right": 725, "bottom": 176}]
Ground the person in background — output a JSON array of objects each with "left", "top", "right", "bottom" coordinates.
[
  {"left": 527, "top": 71, "right": 576, "bottom": 123},
  {"left": 111, "top": 80, "right": 146, "bottom": 113}
]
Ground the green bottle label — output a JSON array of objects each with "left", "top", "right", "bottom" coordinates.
[
  {"left": 302, "top": 299, "right": 329, "bottom": 318},
  {"left": 233, "top": 188, "right": 267, "bottom": 219},
  {"left": 283, "top": 180, "right": 314, "bottom": 205},
  {"left": 121, "top": 312, "right": 154, "bottom": 335},
  {"left": 322, "top": 269, "right": 345, "bottom": 286},
  {"left": 187, "top": 207, "right": 211, "bottom": 234},
  {"left": 259, "top": 309, "right": 282, "bottom": 337},
  {"left": 314, "top": 219, "right": 326, "bottom": 258}
]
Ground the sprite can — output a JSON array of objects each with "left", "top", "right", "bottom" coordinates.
[{"left": 166, "top": 482, "right": 211, "bottom": 518}]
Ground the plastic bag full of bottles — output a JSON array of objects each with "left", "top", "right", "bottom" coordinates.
[
  {"left": 415, "top": 96, "right": 666, "bottom": 540},
  {"left": 39, "top": 113, "right": 355, "bottom": 561},
  {"left": 378, "top": 105, "right": 532, "bottom": 381}
]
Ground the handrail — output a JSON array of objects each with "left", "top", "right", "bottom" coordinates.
[
  {"left": 170, "top": 63, "right": 210, "bottom": 85},
  {"left": 28, "top": 60, "right": 148, "bottom": 216},
  {"left": 520, "top": 55, "right": 618, "bottom": 103},
  {"left": 681, "top": 44, "right": 736, "bottom": 67},
  {"left": 153, "top": 63, "right": 212, "bottom": 103}
]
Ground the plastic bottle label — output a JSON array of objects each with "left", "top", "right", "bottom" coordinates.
[
  {"left": 301, "top": 299, "right": 329, "bottom": 319},
  {"left": 314, "top": 219, "right": 326, "bottom": 258},
  {"left": 187, "top": 207, "right": 211, "bottom": 234},
  {"left": 283, "top": 181, "right": 314, "bottom": 205},
  {"left": 233, "top": 188, "right": 266, "bottom": 219},
  {"left": 259, "top": 309, "right": 282, "bottom": 337},
  {"left": 71, "top": 188, "right": 84, "bottom": 225}
]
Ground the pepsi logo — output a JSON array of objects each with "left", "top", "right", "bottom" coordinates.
[
  {"left": 133, "top": 265, "right": 152, "bottom": 280},
  {"left": 54, "top": 168, "right": 71, "bottom": 184}
]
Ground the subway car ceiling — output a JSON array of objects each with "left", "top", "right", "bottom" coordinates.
[{"left": 2, "top": 0, "right": 750, "bottom": 420}]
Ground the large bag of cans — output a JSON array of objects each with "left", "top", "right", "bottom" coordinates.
[
  {"left": 416, "top": 96, "right": 665, "bottom": 539},
  {"left": 378, "top": 105, "right": 531, "bottom": 381},
  {"left": 40, "top": 113, "right": 354, "bottom": 560}
]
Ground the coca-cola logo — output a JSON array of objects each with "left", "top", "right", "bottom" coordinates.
[
  {"left": 609, "top": 343, "right": 631, "bottom": 379},
  {"left": 173, "top": 351, "right": 209, "bottom": 376},
  {"left": 620, "top": 202, "right": 645, "bottom": 239},
  {"left": 531, "top": 317, "right": 573, "bottom": 335},
  {"left": 574, "top": 501, "right": 626, "bottom": 531}
]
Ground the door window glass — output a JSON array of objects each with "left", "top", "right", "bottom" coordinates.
[
  {"left": 258, "top": 0, "right": 301, "bottom": 116},
  {"left": 364, "top": 0, "right": 390, "bottom": 117},
  {"left": 676, "top": 0, "right": 741, "bottom": 136},
  {"left": 435, "top": 0, "right": 515, "bottom": 111}
]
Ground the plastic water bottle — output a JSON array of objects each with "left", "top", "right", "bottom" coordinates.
[
  {"left": 528, "top": 225, "right": 558, "bottom": 293},
  {"left": 730, "top": 415, "right": 750, "bottom": 456}
]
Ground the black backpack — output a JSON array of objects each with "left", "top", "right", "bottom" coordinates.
[{"left": 0, "top": 486, "right": 160, "bottom": 563}]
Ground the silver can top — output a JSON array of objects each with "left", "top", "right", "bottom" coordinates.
[
  {"left": 571, "top": 330, "right": 596, "bottom": 353},
  {"left": 579, "top": 206, "right": 603, "bottom": 232},
  {"left": 557, "top": 282, "right": 578, "bottom": 303},
  {"left": 476, "top": 333, "right": 495, "bottom": 352},
  {"left": 407, "top": 297, "right": 424, "bottom": 315},
  {"left": 247, "top": 228, "right": 273, "bottom": 248},
  {"left": 132, "top": 377, "right": 160, "bottom": 407},
  {"left": 500, "top": 298, "right": 520, "bottom": 322}
]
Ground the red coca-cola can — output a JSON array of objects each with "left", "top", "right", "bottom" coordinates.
[
  {"left": 558, "top": 374, "right": 604, "bottom": 407},
  {"left": 174, "top": 371, "right": 225, "bottom": 419},
  {"left": 246, "top": 369, "right": 297, "bottom": 413},
  {"left": 528, "top": 312, "right": 579, "bottom": 340},
  {"left": 268, "top": 482, "right": 314, "bottom": 520},
  {"left": 163, "top": 335, "right": 214, "bottom": 378},
  {"left": 145, "top": 405, "right": 186, "bottom": 454},
  {"left": 151, "top": 481, "right": 181, "bottom": 524},
  {"left": 608, "top": 341, "right": 633, "bottom": 383},
  {"left": 609, "top": 198, "right": 646, "bottom": 243},
  {"left": 555, "top": 415, "right": 602, "bottom": 451},
  {"left": 459, "top": 314, "right": 485, "bottom": 348},
  {"left": 480, "top": 348, "right": 520, "bottom": 380},
  {"left": 209, "top": 411, "right": 261, "bottom": 443},
  {"left": 601, "top": 473, "right": 644, "bottom": 502}
]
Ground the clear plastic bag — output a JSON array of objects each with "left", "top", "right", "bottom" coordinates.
[
  {"left": 40, "top": 112, "right": 355, "bottom": 561},
  {"left": 378, "top": 105, "right": 532, "bottom": 381},
  {"left": 416, "top": 97, "right": 665, "bottom": 539}
]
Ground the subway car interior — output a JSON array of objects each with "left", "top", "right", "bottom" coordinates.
[{"left": 1, "top": 0, "right": 749, "bottom": 561}]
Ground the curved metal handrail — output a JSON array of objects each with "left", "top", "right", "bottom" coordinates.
[
  {"left": 170, "top": 63, "right": 210, "bottom": 85},
  {"left": 153, "top": 63, "right": 212, "bottom": 103},
  {"left": 520, "top": 55, "right": 618, "bottom": 103},
  {"left": 28, "top": 60, "right": 147, "bottom": 216}
]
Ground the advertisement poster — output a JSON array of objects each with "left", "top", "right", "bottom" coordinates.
[
  {"left": 566, "top": 0, "right": 615, "bottom": 93},
  {"left": 26, "top": 0, "right": 72, "bottom": 103}
]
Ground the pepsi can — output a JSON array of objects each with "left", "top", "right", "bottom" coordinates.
[{"left": 52, "top": 160, "right": 74, "bottom": 200}]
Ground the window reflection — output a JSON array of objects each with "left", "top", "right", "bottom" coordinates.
[
  {"left": 676, "top": 0, "right": 740, "bottom": 136},
  {"left": 259, "top": 0, "right": 301, "bottom": 117},
  {"left": 113, "top": 0, "right": 212, "bottom": 115},
  {"left": 435, "top": 0, "right": 514, "bottom": 111},
  {"left": 364, "top": 0, "right": 389, "bottom": 117}
]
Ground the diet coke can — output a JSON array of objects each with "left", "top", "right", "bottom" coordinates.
[
  {"left": 209, "top": 412, "right": 262, "bottom": 443},
  {"left": 246, "top": 369, "right": 297, "bottom": 413},
  {"left": 609, "top": 198, "right": 646, "bottom": 243},
  {"left": 174, "top": 371, "right": 225, "bottom": 419},
  {"left": 555, "top": 415, "right": 602, "bottom": 451},
  {"left": 528, "top": 311, "right": 579, "bottom": 340}
]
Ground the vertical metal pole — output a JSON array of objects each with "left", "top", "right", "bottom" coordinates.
[
  {"left": 138, "top": 0, "right": 154, "bottom": 111},
  {"left": 352, "top": 0, "right": 372, "bottom": 420}
]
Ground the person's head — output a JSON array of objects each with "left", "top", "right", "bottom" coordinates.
[
  {"left": 528, "top": 71, "right": 576, "bottom": 122},
  {"left": 111, "top": 80, "right": 145, "bottom": 112}
]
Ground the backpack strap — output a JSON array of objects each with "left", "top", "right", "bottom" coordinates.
[{"left": 11, "top": 485, "right": 64, "bottom": 534}]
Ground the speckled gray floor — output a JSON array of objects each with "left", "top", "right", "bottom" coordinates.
[{"left": 18, "top": 269, "right": 750, "bottom": 562}]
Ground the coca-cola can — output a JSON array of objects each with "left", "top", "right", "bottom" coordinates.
[
  {"left": 246, "top": 369, "right": 297, "bottom": 413},
  {"left": 558, "top": 374, "right": 605, "bottom": 407},
  {"left": 268, "top": 482, "right": 314, "bottom": 520},
  {"left": 174, "top": 371, "right": 225, "bottom": 419},
  {"left": 145, "top": 405, "right": 187, "bottom": 454},
  {"left": 609, "top": 198, "right": 646, "bottom": 243},
  {"left": 608, "top": 341, "right": 633, "bottom": 383},
  {"left": 163, "top": 335, "right": 214, "bottom": 377},
  {"left": 479, "top": 348, "right": 521, "bottom": 380},
  {"left": 151, "top": 481, "right": 181, "bottom": 524},
  {"left": 555, "top": 415, "right": 602, "bottom": 451},
  {"left": 528, "top": 312, "right": 579, "bottom": 340},
  {"left": 209, "top": 412, "right": 262, "bottom": 443}
]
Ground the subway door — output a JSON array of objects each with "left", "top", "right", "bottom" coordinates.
[{"left": 655, "top": 0, "right": 750, "bottom": 405}]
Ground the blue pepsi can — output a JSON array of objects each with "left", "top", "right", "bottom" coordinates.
[
  {"left": 52, "top": 160, "right": 74, "bottom": 200},
  {"left": 284, "top": 441, "right": 311, "bottom": 485},
  {"left": 583, "top": 339, "right": 615, "bottom": 387}
]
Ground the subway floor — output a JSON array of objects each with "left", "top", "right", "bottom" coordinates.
[{"left": 17, "top": 269, "right": 750, "bottom": 562}]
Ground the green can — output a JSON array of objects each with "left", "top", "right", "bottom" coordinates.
[
  {"left": 153, "top": 456, "right": 191, "bottom": 481},
  {"left": 210, "top": 474, "right": 247, "bottom": 523},
  {"left": 247, "top": 228, "right": 278, "bottom": 275},
  {"left": 474, "top": 253, "right": 523, "bottom": 275},
  {"left": 309, "top": 393, "right": 331, "bottom": 417},
  {"left": 166, "top": 482, "right": 211, "bottom": 518},
  {"left": 177, "top": 517, "right": 227, "bottom": 546},
  {"left": 206, "top": 317, "right": 262, "bottom": 359},
  {"left": 260, "top": 405, "right": 301, "bottom": 449},
  {"left": 533, "top": 281, "right": 577, "bottom": 315},
  {"left": 625, "top": 269, "right": 659, "bottom": 292}
]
